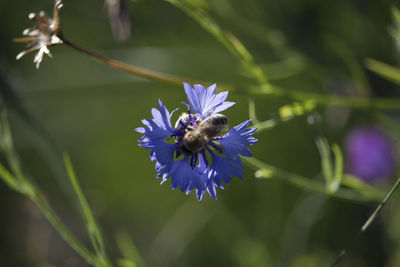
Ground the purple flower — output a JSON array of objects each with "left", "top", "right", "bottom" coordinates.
[
  {"left": 345, "top": 126, "right": 396, "bottom": 183},
  {"left": 136, "top": 83, "right": 257, "bottom": 201}
]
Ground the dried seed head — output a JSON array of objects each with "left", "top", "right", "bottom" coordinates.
[{"left": 15, "top": 0, "right": 64, "bottom": 68}]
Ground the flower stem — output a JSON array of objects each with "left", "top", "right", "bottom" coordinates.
[
  {"left": 248, "top": 85, "right": 400, "bottom": 109},
  {"left": 330, "top": 176, "right": 400, "bottom": 267},
  {"left": 31, "top": 190, "right": 108, "bottom": 267},
  {"left": 244, "top": 157, "right": 382, "bottom": 202},
  {"left": 63, "top": 153, "right": 111, "bottom": 266},
  {"left": 60, "top": 37, "right": 205, "bottom": 87},
  {"left": 60, "top": 37, "right": 400, "bottom": 110},
  {"left": 0, "top": 110, "right": 111, "bottom": 267}
]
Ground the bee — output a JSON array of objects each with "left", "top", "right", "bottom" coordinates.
[
  {"left": 178, "top": 114, "right": 228, "bottom": 155},
  {"left": 174, "top": 113, "right": 198, "bottom": 132}
]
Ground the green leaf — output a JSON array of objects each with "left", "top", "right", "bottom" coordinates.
[
  {"left": 0, "top": 109, "right": 26, "bottom": 186},
  {"left": 0, "top": 162, "right": 19, "bottom": 191},
  {"left": 365, "top": 58, "right": 400, "bottom": 86},
  {"left": 118, "top": 259, "right": 137, "bottom": 267},
  {"left": 116, "top": 231, "right": 145, "bottom": 267},
  {"left": 341, "top": 174, "right": 384, "bottom": 200},
  {"left": 389, "top": 6, "right": 400, "bottom": 50},
  {"left": 330, "top": 144, "right": 344, "bottom": 193},
  {"left": 315, "top": 137, "right": 333, "bottom": 187}
]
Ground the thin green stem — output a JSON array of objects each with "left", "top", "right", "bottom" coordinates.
[
  {"left": 165, "top": 0, "right": 271, "bottom": 90},
  {"left": 116, "top": 231, "right": 146, "bottom": 267},
  {"left": 249, "top": 99, "right": 316, "bottom": 133},
  {"left": 244, "top": 157, "right": 381, "bottom": 202},
  {"left": 59, "top": 37, "right": 400, "bottom": 110},
  {"left": 60, "top": 37, "right": 206, "bottom": 87},
  {"left": 365, "top": 58, "right": 400, "bottom": 86},
  {"left": 341, "top": 175, "right": 383, "bottom": 200},
  {"left": 264, "top": 85, "right": 400, "bottom": 109},
  {"left": 0, "top": 163, "right": 19, "bottom": 191},
  {"left": 165, "top": 0, "right": 400, "bottom": 109},
  {"left": 249, "top": 98, "right": 279, "bottom": 131},
  {"left": 31, "top": 190, "right": 107, "bottom": 267},
  {"left": 0, "top": 111, "right": 110, "bottom": 267},
  {"left": 330, "top": 176, "right": 400, "bottom": 267},
  {"left": 331, "top": 144, "right": 344, "bottom": 193},
  {"left": 315, "top": 137, "right": 333, "bottom": 186},
  {"left": 64, "top": 153, "right": 110, "bottom": 265}
]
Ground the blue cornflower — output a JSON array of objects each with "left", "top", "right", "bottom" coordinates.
[{"left": 135, "top": 83, "right": 257, "bottom": 201}]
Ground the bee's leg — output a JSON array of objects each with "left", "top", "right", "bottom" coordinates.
[
  {"left": 179, "top": 120, "right": 188, "bottom": 129},
  {"left": 209, "top": 141, "right": 223, "bottom": 154}
]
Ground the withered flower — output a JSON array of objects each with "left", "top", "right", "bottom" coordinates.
[{"left": 15, "top": 0, "right": 63, "bottom": 68}]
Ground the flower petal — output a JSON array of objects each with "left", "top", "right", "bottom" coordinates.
[
  {"left": 213, "top": 101, "right": 235, "bottom": 114},
  {"left": 184, "top": 83, "right": 235, "bottom": 118},
  {"left": 184, "top": 153, "right": 220, "bottom": 201},
  {"left": 209, "top": 150, "right": 244, "bottom": 187},
  {"left": 150, "top": 142, "right": 179, "bottom": 168},
  {"left": 135, "top": 100, "right": 177, "bottom": 143},
  {"left": 184, "top": 82, "right": 201, "bottom": 114},
  {"left": 168, "top": 158, "right": 194, "bottom": 192},
  {"left": 219, "top": 120, "right": 258, "bottom": 159}
]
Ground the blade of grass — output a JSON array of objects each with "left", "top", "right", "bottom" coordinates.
[
  {"left": 389, "top": 6, "right": 400, "bottom": 51},
  {"left": 315, "top": 137, "right": 333, "bottom": 188},
  {"left": 0, "top": 162, "right": 105, "bottom": 267},
  {"left": 63, "top": 153, "right": 109, "bottom": 264},
  {"left": 53, "top": 36, "right": 400, "bottom": 110},
  {"left": 117, "top": 259, "right": 137, "bottom": 267},
  {"left": 32, "top": 190, "right": 107, "bottom": 267},
  {"left": 0, "top": 109, "right": 27, "bottom": 185},
  {"left": 61, "top": 37, "right": 207, "bottom": 87},
  {"left": 365, "top": 58, "right": 400, "bottom": 86},
  {"left": 330, "top": 176, "right": 400, "bottom": 266},
  {"left": 330, "top": 144, "right": 344, "bottom": 193},
  {"left": 116, "top": 231, "right": 145, "bottom": 267},
  {"left": 0, "top": 160, "right": 19, "bottom": 191},
  {"left": 165, "top": 0, "right": 271, "bottom": 90},
  {"left": 341, "top": 174, "right": 384, "bottom": 200},
  {"left": 0, "top": 119, "right": 110, "bottom": 266}
]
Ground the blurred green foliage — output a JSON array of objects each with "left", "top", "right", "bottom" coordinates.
[{"left": 1, "top": 0, "right": 400, "bottom": 266}]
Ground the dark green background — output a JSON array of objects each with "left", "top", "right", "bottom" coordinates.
[{"left": 1, "top": 0, "right": 400, "bottom": 266}]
